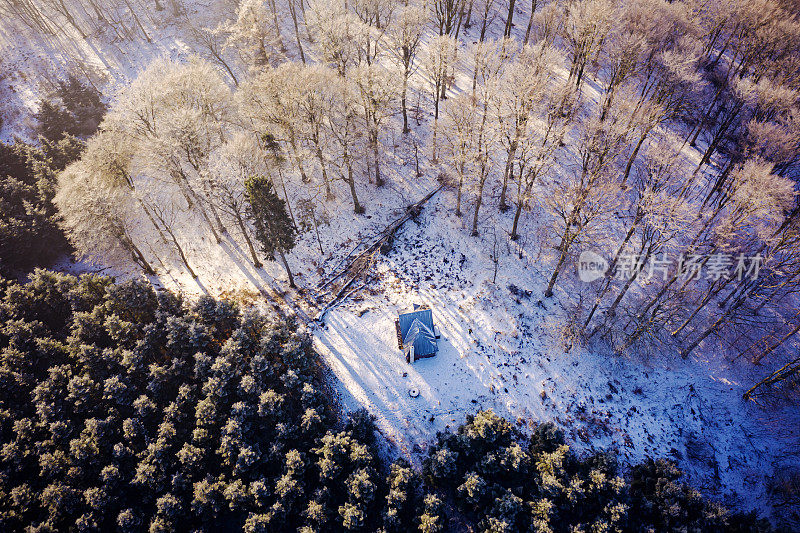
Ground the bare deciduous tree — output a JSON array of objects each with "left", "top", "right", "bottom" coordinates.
[
  {"left": 326, "top": 77, "right": 367, "bottom": 214},
  {"left": 437, "top": 92, "right": 478, "bottom": 217},
  {"left": 223, "top": 0, "right": 284, "bottom": 70},
  {"left": 562, "top": 0, "right": 615, "bottom": 88},
  {"left": 55, "top": 159, "right": 156, "bottom": 275},
  {"left": 353, "top": 62, "right": 398, "bottom": 187},
  {"left": 543, "top": 105, "right": 631, "bottom": 297},
  {"left": 387, "top": 3, "right": 427, "bottom": 134},
  {"left": 422, "top": 34, "right": 458, "bottom": 160}
]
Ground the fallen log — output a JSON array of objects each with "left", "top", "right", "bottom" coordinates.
[{"left": 315, "top": 186, "right": 442, "bottom": 321}]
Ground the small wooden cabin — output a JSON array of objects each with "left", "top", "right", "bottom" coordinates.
[{"left": 395, "top": 308, "right": 439, "bottom": 363}]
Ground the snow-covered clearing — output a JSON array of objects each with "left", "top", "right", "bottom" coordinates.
[{"left": 310, "top": 185, "right": 799, "bottom": 518}]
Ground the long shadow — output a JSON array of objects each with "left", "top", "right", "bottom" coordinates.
[
  {"left": 193, "top": 276, "right": 210, "bottom": 295},
  {"left": 217, "top": 233, "right": 315, "bottom": 321},
  {"left": 321, "top": 311, "right": 432, "bottom": 402},
  {"left": 319, "top": 307, "right": 499, "bottom": 436},
  {"left": 314, "top": 322, "right": 414, "bottom": 439},
  {"left": 217, "top": 238, "right": 267, "bottom": 291}
]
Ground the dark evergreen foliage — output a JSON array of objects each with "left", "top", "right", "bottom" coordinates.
[
  {"left": 0, "top": 138, "right": 80, "bottom": 277},
  {"left": 0, "top": 271, "right": 770, "bottom": 532},
  {"left": 34, "top": 76, "right": 107, "bottom": 143},
  {"left": 245, "top": 175, "right": 298, "bottom": 287},
  {"left": 34, "top": 100, "right": 75, "bottom": 144},
  {"left": 423, "top": 413, "right": 770, "bottom": 533},
  {"left": 0, "top": 271, "right": 424, "bottom": 532}
]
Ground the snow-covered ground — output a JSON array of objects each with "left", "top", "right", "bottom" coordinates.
[
  {"left": 4, "top": 0, "right": 799, "bottom": 523},
  {"left": 309, "top": 185, "right": 800, "bottom": 518},
  {"left": 91, "top": 147, "right": 798, "bottom": 518}
]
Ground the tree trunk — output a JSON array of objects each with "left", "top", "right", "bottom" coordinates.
[
  {"left": 56, "top": 0, "right": 86, "bottom": 39},
  {"left": 719, "top": 276, "right": 753, "bottom": 308},
  {"left": 634, "top": 253, "right": 701, "bottom": 328},
  {"left": 288, "top": 0, "right": 306, "bottom": 63},
  {"left": 464, "top": 0, "right": 474, "bottom": 28},
  {"left": 679, "top": 300, "right": 740, "bottom": 359},
  {"left": 590, "top": 245, "right": 651, "bottom": 338},
  {"left": 671, "top": 278, "right": 726, "bottom": 336},
  {"left": 172, "top": 170, "right": 195, "bottom": 208},
  {"left": 196, "top": 199, "right": 223, "bottom": 244},
  {"left": 503, "top": 0, "right": 516, "bottom": 37},
  {"left": 584, "top": 223, "right": 638, "bottom": 328},
  {"left": 277, "top": 170, "right": 299, "bottom": 231},
  {"left": 290, "top": 137, "right": 310, "bottom": 183},
  {"left": 372, "top": 128, "right": 383, "bottom": 186},
  {"left": 454, "top": 1, "right": 466, "bottom": 40},
  {"left": 744, "top": 351, "right": 800, "bottom": 400},
  {"left": 431, "top": 116, "right": 439, "bottom": 161},
  {"left": 236, "top": 212, "right": 262, "bottom": 268},
  {"left": 511, "top": 201, "right": 523, "bottom": 240},
  {"left": 575, "top": 61, "right": 587, "bottom": 89},
  {"left": 545, "top": 201, "right": 581, "bottom": 297},
  {"left": 753, "top": 271, "right": 799, "bottom": 314},
  {"left": 523, "top": 0, "right": 537, "bottom": 44},
  {"left": 414, "top": 142, "right": 421, "bottom": 177},
  {"left": 268, "top": 0, "right": 284, "bottom": 51},
  {"left": 702, "top": 158, "right": 735, "bottom": 211},
  {"left": 139, "top": 200, "right": 171, "bottom": 247},
  {"left": 402, "top": 63, "right": 410, "bottom": 133},
  {"left": 171, "top": 170, "right": 222, "bottom": 243},
  {"left": 456, "top": 169, "right": 464, "bottom": 216},
  {"left": 315, "top": 145, "right": 333, "bottom": 199},
  {"left": 166, "top": 227, "right": 197, "bottom": 278},
  {"left": 126, "top": 238, "right": 156, "bottom": 276},
  {"left": 689, "top": 86, "right": 725, "bottom": 146},
  {"left": 204, "top": 182, "right": 228, "bottom": 236},
  {"left": 214, "top": 50, "right": 239, "bottom": 86},
  {"left": 480, "top": 9, "right": 490, "bottom": 42},
  {"left": 544, "top": 240, "right": 568, "bottom": 298},
  {"left": 621, "top": 131, "right": 647, "bottom": 186},
  {"left": 344, "top": 149, "right": 364, "bottom": 214},
  {"left": 200, "top": 201, "right": 224, "bottom": 243},
  {"left": 313, "top": 213, "right": 324, "bottom": 255},
  {"left": 123, "top": 0, "right": 151, "bottom": 42},
  {"left": 499, "top": 140, "right": 517, "bottom": 211},
  {"left": 278, "top": 249, "right": 296, "bottom": 287},
  {"left": 471, "top": 166, "right": 487, "bottom": 236}
]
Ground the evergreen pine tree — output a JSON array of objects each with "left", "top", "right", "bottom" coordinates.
[
  {"left": 56, "top": 76, "right": 106, "bottom": 137},
  {"left": 244, "top": 176, "right": 298, "bottom": 287},
  {"left": 34, "top": 76, "right": 106, "bottom": 143},
  {"left": 33, "top": 100, "right": 74, "bottom": 143}
]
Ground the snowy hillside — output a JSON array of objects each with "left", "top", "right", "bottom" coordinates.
[
  {"left": 313, "top": 188, "right": 800, "bottom": 518},
  {"left": 3, "top": 0, "right": 800, "bottom": 527}
]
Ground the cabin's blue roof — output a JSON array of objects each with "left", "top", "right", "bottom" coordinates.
[{"left": 398, "top": 309, "right": 438, "bottom": 357}]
